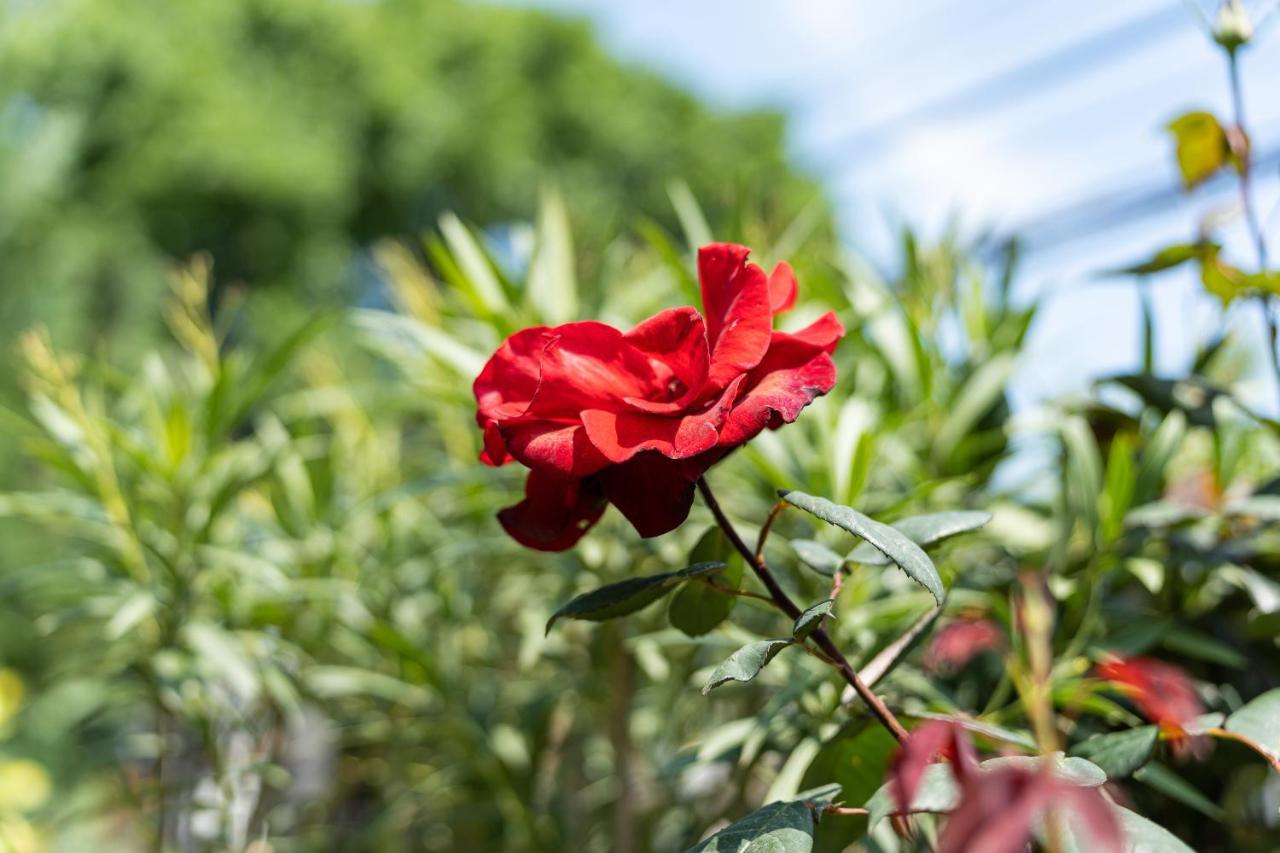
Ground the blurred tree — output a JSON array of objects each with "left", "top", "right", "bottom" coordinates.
[{"left": 0, "top": 0, "right": 828, "bottom": 355}]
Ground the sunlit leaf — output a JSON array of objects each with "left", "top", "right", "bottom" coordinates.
[
  {"left": 1167, "top": 111, "right": 1230, "bottom": 189},
  {"left": 848, "top": 511, "right": 991, "bottom": 566},
  {"left": 782, "top": 491, "right": 944, "bottom": 603}
]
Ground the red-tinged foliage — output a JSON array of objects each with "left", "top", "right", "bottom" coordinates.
[
  {"left": 474, "top": 243, "right": 844, "bottom": 549},
  {"left": 925, "top": 618, "right": 1005, "bottom": 672},
  {"left": 889, "top": 720, "right": 1123, "bottom": 853},
  {"left": 939, "top": 765, "right": 1123, "bottom": 853},
  {"left": 1096, "top": 656, "right": 1203, "bottom": 737},
  {"left": 888, "top": 719, "right": 977, "bottom": 814}
]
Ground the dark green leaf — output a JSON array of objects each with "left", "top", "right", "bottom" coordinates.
[
  {"left": 781, "top": 491, "right": 944, "bottom": 603},
  {"left": 1069, "top": 727, "right": 1157, "bottom": 778},
  {"left": 1133, "top": 763, "right": 1224, "bottom": 820},
  {"left": 547, "top": 562, "right": 724, "bottom": 632},
  {"left": 702, "top": 639, "right": 793, "bottom": 694},
  {"left": 792, "top": 600, "right": 834, "bottom": 641},
  {"left": 686, "top": 800, "right": 814, "bottom": 853},
  {"left": 670, "top": 530, "right": 746, "bottom": 636},
  {"left": 791, "top": 539, "right": 845, "bottom": 577},
  {"left": 847, "top": 511, "right": 991, "bottom": 566}
]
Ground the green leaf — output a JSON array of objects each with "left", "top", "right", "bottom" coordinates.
[
  {"left": 1106, "top": 242, "right": 1212, "bottom": 276},
  {"left": 547, "top": 562, "right": 725, "bottom": 632},
  {"left": 792, "top": 600, "right": 834, "bottom": 641},
  {"left": 1167, "top": 111, "right": 1230, "bottom": 189},
  {"left": 1133, "top": 763, "right": 1224, "bottom": 820},
  {"left": 670, "top": 528, "right": 746, "bottom": 636},
  {"left": 1060, "top": 806, "right": 1195, "bottom": 853},
  {"left": 781, "top": 491, "right": 944, "bottom": 603},
  {"left": 1069, "top": 727, "right": 1157, "bottom": 778},
  {"left": 791, "top": 540, "right": 845, "bottom": 577},
  {"left": 526, "top": 187, "right": 577, "bottom": 324},
  {"left": 847, "top": 511, "right": 992, "bottom": 566},
  {"left": 686, "top": 800, "right": 815, "bottom": 853},
  {"left": 933, "top": 353, "right": 1015, "bottom": 463},
  {"left": 702, "top": 639, "right": 793, "bottom": 694},
  {"left": 437, "top": 212, "right": 509, "bottom": 315},
  {"left": 1223, "top": 688, "right": 1280, "bottom": 764}
]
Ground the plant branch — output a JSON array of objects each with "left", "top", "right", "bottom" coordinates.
[
  {"left": 696, "top": 477, "right": 909, "bottom": 743},
  {"left": 1226, "top": 47, "right": 1280, "bottom": 405},
  {"left": 755, "top": 500, "right": 787, "bottom": 562}
]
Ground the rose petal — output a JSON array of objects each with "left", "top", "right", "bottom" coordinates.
[
  {"left": 480, "top": 420, "right": 513, "bottom": 466},
  {"left": 500, "top": 420, "right": 611, "bottom": 477},
  {"left": 581, "top": 376, "right": 745, "bottom": 464},
  {"left": 497, "top": 469, "right": 607, "bottom": 552},
  {"left": 524, "top": 321, "right": 662, "bottom": 417},
  {"left": 598, "top": 452, "right": 703, "bottom": 538},
  {"left": 698, "top": 243, "right": 774, "bottom": 391},
  {"left": 783, "top": 311, "right": 844, "bottom": 354},
  {"left": 768, "top": 261, "right": 798, "bottom": 315},
  {"left": 474, "top": 326, "right": 553, "bottom": 424},
  {"left": 623, "top": 306, "right": 710, "bottom": 403},
  {"left": 719, "top": 351, "right": 837, "bottom": 448}
]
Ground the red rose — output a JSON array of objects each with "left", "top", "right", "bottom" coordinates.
[{"left": 474, "top": 243, "right": 844, "bottom": 550}]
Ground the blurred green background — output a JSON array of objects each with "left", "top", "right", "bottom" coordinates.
[{"left": 1, "top": 0, "right": 1278, "bottom": 851}]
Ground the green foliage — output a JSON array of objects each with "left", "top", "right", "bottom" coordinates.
[
  {"left": 547, "top": 562, "right": 726, "bottom": 631},
  {"left": 0, "top": 0, "right": 826, "bottom": 349},
  {"left": 781, "top": 490, "right": 947, "bottom": 603},
  {"left": 702, "top": 640, "right": 794, "bottom": 695}
]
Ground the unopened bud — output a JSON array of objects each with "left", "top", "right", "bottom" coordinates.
[{"left": 1215, "top": 0, "right": 1253, "bottom": 52}]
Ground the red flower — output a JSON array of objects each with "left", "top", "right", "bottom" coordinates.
[
  {"left": 925, "top": 619, "right": 1005, "bottom": 672},
  {"left": 1096, "top": 656, "right": 1202, "bottom": 738},
  {"left": 888, "top": 721, "right": 1123, "bottom": 853},
  {"left": 474, "top": 244, "right": 843, "bottom": 550}
]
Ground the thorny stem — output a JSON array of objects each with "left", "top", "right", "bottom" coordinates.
[
  {"left": 1226, "top": 48, "right": 1280, "bottom": 405},
  {"left": 696, "top": 477, "right": 909, "bottom": 743}
]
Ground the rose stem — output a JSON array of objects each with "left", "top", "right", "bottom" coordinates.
[{"left": 695, "top": 477, "right": 910, "bottom": 743}]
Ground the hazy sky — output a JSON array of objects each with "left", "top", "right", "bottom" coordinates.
[{"left": 498, "top": 0, "right": 1280, "bottom": 412}]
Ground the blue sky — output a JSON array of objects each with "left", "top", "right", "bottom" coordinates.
[{"left": 498, "top": 0, "right": 1280, "bottom": 411}]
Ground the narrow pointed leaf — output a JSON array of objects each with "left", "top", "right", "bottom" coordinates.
[
  {"left": 702, "top": 639, "right": 793, "bottom": 694},
  {"left": 848, "top": 511, "right": 992, "bottom": 565},
  {"left": 781, "top": 491, "right": 944, "bottom": 603},
  {"left": 547, "top": 562, "right": 724, "bottom": 632}
]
